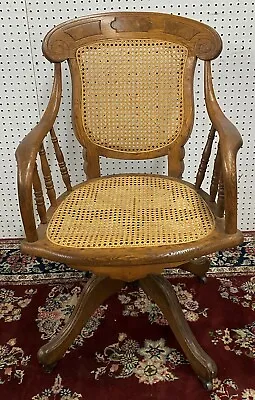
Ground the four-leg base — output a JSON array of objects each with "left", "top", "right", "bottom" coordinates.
[{"left": 38, "top": 271, "right": 216, "bottom": 390}]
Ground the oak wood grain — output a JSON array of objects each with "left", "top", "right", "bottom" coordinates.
[
  {"left": 180, "top": 257, "right": 211, "bottom": 281},
  {"left": 204, "top": 60, "right": 242, "bottom": 234},
  {"left": 209, "top": 146, "right": 221, "bottom": 202},
  {"left": 217, "top": 173, "right": 225, "bottom": 218},
  {"left": 16, "top": 63, "right": 62, "bottom": 241},
  {"left": 16, "top": 14, "right": 243, "bottom": 388},
  {"left": 43, "top": 12, "right": 222, "bottom": 62}
]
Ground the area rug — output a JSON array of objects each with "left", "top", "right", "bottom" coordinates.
[{"left": 0, "top": 234, "right": 254, "bottom": 399}]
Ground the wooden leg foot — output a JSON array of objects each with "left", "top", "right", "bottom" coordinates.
[
  {"left": 139, "top": 275, "right": 217, "bottom": 386},
  {"left": 38, "top": 276, "right": 124, "bottom": 368},
  {"left": 180, "top": 257, "right": 210, "bottom": 283},
  {"left": 198, "top": 275, "right": 208, "bottom": 284},
  {"left": 42, "top": 362, "right": 57, "bottom": 373},
  {"left": 201, "top": 379, "right": 213, "bottom": 391}
]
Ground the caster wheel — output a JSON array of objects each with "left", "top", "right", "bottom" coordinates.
[
  {"left": 202, "top": 380, "right": 213, "bottom": 391},
  {"left": 198, "top": 275, "right": 207, "bottom": 284},
  {"left": 42, "top": 362, "right": 57, "bottom": 373}
]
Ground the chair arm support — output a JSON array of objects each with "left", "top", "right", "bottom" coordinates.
[
  {"left": 15, "top": 63, "right": 62, "bottom": 242},
  {"left": 204, "top": 61, "right": 243, "bottom": 234}
]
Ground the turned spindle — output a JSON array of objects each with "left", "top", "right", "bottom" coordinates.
[
  {"left": 39, "top": 143, "right": 57, "bottom": 206},
  {"left": 217, "top": 173, "right": 225, "bottom": 217},
  {"left": 195, "top": 126, "right": 216, "bottom": 189},
  {"left": 209, "top": 146, "right": 221, "bottom": 202},
  {"left": 33, "top": 163, "right": 47, "bottom": 224},
  {"left": 50, "top": 128, "right": 72, "bottom": 191}
]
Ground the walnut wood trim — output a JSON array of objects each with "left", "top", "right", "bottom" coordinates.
[
  {"left": 204, "top": 61, "right": 242, "bottom": 234},
  {"left": 16, "top": 63, "right": 62, "bottom": 242},
  {"left": 42, "top": 12, "right": 222, "bottom": 62}
]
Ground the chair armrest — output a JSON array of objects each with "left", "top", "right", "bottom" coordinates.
[
  {"left": 15, "top": 63, "right": 62, "bottom": 242},
  {"left": 204, "top": 61, "right": 243, "bottom": 234}
]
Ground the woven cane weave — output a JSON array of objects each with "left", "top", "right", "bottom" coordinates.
[
  {"left": 47, "top": 175, "right": 215, "bottom": 249},
  {"left": 76, "top": 40, "right": 188, "bottom": 152}
]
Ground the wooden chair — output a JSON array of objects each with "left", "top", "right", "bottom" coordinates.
[{"left": 16, "top": 12, "right": 243, "bottom": 390}]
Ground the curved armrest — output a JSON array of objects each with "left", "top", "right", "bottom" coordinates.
[
  {"left": 204, "top": 61, "right": 243, "bottom": 234},
  {"left": 16, "top": 63, "right": 62, "bottom": 242}
]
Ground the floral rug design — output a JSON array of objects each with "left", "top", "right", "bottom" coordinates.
[
  {"left": 37, "top": 286, "right": 83, "bottom": 341},
  {"left": 0, "top": 234, "right": 254, "bottom": 399},
  {"left": 0, "top": 247, "right": 88, "bottom": 284},
  {"left": 32, "top": 374, "right": 83, "bottom": 399},
  {"left": 211, "top": 377, "right": 255, "bottom": 400},
  {"left": 241, "top": 389, "right": 255, "bottom": 400},
  {"left": 0, "top": 287, "right": 36, "bottom": 322},
  {"left": 211, "top": 378, "right": 239, "bottom": 400},
  {"left": 210, "top": 322, "right": 255, "bottom": 359},
  {"left": 0, "top": 338, "right": 30, "bottom": 384},
  {"left": 92, "top": 334, "right": 185, "bottom": 384},
  {"left": 209, "top": 234, "right": 255, "bottom": 267},
  {"left": 37, "top": 285, "right": 108, "bottom": 349},
  {"left": 118, "top": 282, "right": 208, "bottom": 323},
  {"left": 217, "top": 276, "right": 255, "bottom": 310}
]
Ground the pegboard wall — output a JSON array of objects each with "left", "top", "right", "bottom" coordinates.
[{"left": 0, "top": 0, "right": 254, "bottom": 238}]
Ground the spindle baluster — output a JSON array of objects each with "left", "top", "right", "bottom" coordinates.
[
  {"left": 50, "top": 128, "right": 72, "bottom": 191},
  {"left": 195, "top": 126, "right": 216, "bottom": 189},
  {"left": 33, "top": 163, "right": 47, "bottom": 224},
  {"left": 39, "top": 143, "right": 57, "bottom": 206}
]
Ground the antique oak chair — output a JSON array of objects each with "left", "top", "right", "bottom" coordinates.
[{"left": 16, "top": 12, "right": 243, "bottom": 389}]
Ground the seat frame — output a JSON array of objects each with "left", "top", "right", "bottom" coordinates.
[{"left": 15, "top": 12, "right": 243, "bottom": 390}]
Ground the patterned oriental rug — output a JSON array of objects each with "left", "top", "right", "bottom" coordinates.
[{"left": 0, "top": 234, "right": 254, "bottom": 400}]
